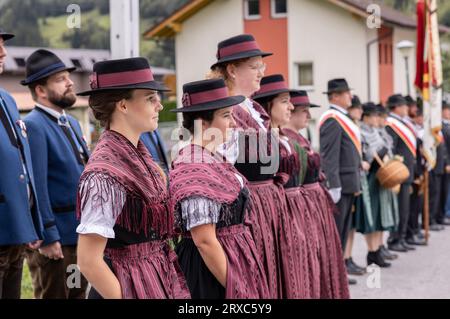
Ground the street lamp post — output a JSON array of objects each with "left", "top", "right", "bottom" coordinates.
[{"left": 396, "top": 40, "right": 415, "bottom": 96}]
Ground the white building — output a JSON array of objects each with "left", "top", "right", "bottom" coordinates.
[{"left": 144, "top": 0, "right": 449, "bottom": 136}]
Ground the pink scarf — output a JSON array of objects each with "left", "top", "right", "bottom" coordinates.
[
  {"left": 170, "top": 144, "right": 245, "bottom": 205},
  {"left": 77, "top": 130, "right": 173, "bottom": 237}
]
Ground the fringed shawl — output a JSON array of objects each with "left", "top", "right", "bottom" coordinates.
[
  {"left": 360, "top": 123, "right": 386, "bottom": 164},
  {"left": 170, "top": 144, "right": 247, "bottom": 231},
  {"left": 377, "top": 127, "right": 394, "bottom": 156},
  {"left": 76, "top": 130, "right": 172, "bottom": 238}
]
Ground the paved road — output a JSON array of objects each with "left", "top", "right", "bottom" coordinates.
[{"left": 349, "top": 227, "right": 450, "bottom": 299}]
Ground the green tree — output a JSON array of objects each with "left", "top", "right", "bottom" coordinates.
[
  {"left": 0, "top": 0, "right": 48, "bottom": 46},
  {"left": 140, "top": 0, "right": 189, "bottom": 69},
  {"left": 62, "top": 18, "right": 110, "bottom": 50},
  {"left": 98, "top": 0, "right": 109, "bottom": 15}
]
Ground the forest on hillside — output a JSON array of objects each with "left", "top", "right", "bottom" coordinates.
[{"left": 0, "top": 0, "right": 188, "bottom": 68}]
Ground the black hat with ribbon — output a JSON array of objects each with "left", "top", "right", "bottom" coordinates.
[
  {"left": 350, "top": 95, "right": 362, "bottom": 109},
  {"left": 290, "top": 90, "right": 320, "bottom": 108},
  {"left": 375, "top": 103, "right": 388, "bottom": 115},
  {"left": 252, "top": 74, "right": 296, "bottom": 101},
  {"left": 172, "top": 78, "right": 245, "bottom": 113},
  {"left": 211, "top": 34, "right": 272, "bottom": 69},
  {"left": 323, "top": 78, "right": 352, "bottom": 94},
  {"left": 77, "top": 57, "right": 168, "bottom": 96},
  {"left": 0, "top": 28, "right": 14, "bottom": 41},
  {"left": 21, "top": 49, "right": 76, "bottom": 86},
  {"left": 386, "top": 94, "right": 408, "bottom": 109},
  {"left": 404, "top": 95, "right": 416, "bottom": 106},
  {"left": 362, "top": 102, "right": 378, "bottom": 116}
]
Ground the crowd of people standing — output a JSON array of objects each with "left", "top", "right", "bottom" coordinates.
[{"left": 1, "top": 29, "right": 449, "bottom": 299}]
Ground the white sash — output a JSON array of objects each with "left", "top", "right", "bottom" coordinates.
[
  {"left": 386, "top": 115, "right": 417, "bottom": 156},
  {"left": 319, "top": 108, "right": 362, "bottom": 154}
]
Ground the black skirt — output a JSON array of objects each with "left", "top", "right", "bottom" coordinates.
[{"left": 176, "top": 238, "right": 225, "bottom": 299}]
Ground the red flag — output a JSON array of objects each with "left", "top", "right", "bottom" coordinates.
[
  {"left": 417, "top": 0, "right": 443, "bottom": 168},
  {"left": 414, "top": 0, "right": 426, "bottom": 92}
]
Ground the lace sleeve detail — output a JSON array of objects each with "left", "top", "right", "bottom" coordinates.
[
  {"left": 76, "top": 173, "right": 127, "bottom": 238},
  {"left": 180, "top": 196, "right": 222, "bottom": 231}
]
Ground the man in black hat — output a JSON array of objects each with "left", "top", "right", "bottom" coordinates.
[
  {"left": 374, "top": 103, "right": 401, "bottom": 260},
  {"left": 0, "top": 30, "right": 44, "bottom": 299},
  {"left": 406, "top": 106, "right": 427, "bottom": 245},
  {"left": 22, "top": 49, "right": 89, "bottom": 299},
  {"left": 319, "top": 78, "right": 362, "bottom": 285},
  {"left": 405, "top": 95, "right": 419, "bottom": 120},
  {"left": 385, "top": 94, "right": 418, "bottom": 252},
  {"left": 341, "top": 94, "right": 367, "bottom": 277}
]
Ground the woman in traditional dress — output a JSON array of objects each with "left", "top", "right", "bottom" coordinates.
[
  {"left": 343, "top": 96, "right": 368, "bottom": 278},
  {"left": 208, "top": 34, "right": 289, "bottom": 298},
  {"left": 374, "top": 104, "right": 400, "bottom": 260},
  {"left": 170, "top": 78, "right": 270, "bottom": 299},
  {"left": 252, "top": 74, "right": 316, "bottom": 298},
  {"left": 355, "top": 102, "right": 395, "bottom": 267},
  {"left": 282, "top": 90, "right": 350, "bottom": 299},
  {"left": 75, "top": 57, "right": 190, "bottom": 299}
]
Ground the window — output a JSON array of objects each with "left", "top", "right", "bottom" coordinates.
[
  {"left": 14, "top": 57, "right": 26, "bottom": 68},
  {"left": 296, "top": 62, "right": 314, "bottom": 89},
  {"left": 245, "top": 0, "right": 260, "bottom": 20},
  {"left": 271, "top": 0, "right": 287, "bottom": 18},
  {"left": 70, "top": 58, "right": 82, "bottom": 68}
]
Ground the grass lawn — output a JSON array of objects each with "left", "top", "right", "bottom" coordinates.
[{"left": 21, "top": 262, "right": 34, "bottom": 299}]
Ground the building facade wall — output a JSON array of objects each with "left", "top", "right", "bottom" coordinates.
[
  {"left": 244, "top": 0, "right": 289, "bottom": 79},
  {"left": 175, "top": 0, "right": 244, "bottom": 109}
]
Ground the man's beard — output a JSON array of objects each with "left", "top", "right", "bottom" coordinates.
[{"left": 48, "top": 89, "right": 76, "bottom": 109}]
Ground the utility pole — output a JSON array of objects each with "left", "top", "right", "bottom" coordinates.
[{"left": 109, "top": 0, "right": 140, "bottom": 59}]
